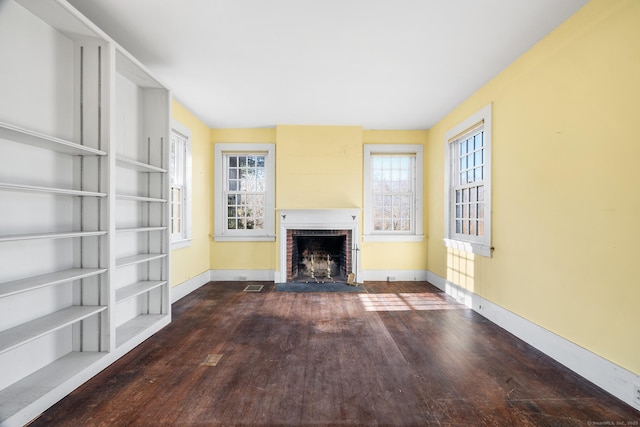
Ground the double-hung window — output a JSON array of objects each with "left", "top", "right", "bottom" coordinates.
[
  {"left": 364, "top": 144, "right": 423, "bottom": 242},
  {"left": 170, "top": 122, "right": 192, "bottom": 248},
  {"left": 444, "top": 104, "right": 492, "bottom": 256},
  {"left": 214, "top": 143, "right": 275, "bottom": 241}
]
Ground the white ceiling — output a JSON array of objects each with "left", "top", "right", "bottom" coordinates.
[{"left": 67, "top": 0, "right": 588, "bottom": 130}]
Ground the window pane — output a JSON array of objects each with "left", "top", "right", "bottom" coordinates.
[{"left": 371, "top": 153, "right": 415, "bottom": 233}]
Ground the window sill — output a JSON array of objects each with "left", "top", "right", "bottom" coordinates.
[
  {"left": 444, "top": 238, "right": 492, "bottom": 257},
  {"left": 213, "top": 234, "right": 276, "bottom": 242},
  {"left": 171, "top": 238, "right": 192, "bottom": 250},
  {"left": 363, "top": 234, "right": 424, "bottom": 243}
]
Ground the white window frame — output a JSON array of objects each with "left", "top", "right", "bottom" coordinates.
[
  {"left": 170, "top": 120, "right": 192, "bottom": 249},
  {"left": 444, "top": 103, "right": 492, "bottom": 257},
  {"left": 214, "top": 143, "right": 276, "bottom": 241},
  {"left": 363, "top": 144, "right": 423, "bottom": 242}
]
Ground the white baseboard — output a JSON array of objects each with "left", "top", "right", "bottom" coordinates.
[
  {"left": 170, "top": 270, "right": 212, "bottom": 303},
  {"left": 209, "top": 269, "right": 274, "bottom": 282},
  {"left": 361, "top": 269, "right": 430, "bottom": 282},
  {"left": 426, "top": 270, "right": 640, "bottom": 410}
]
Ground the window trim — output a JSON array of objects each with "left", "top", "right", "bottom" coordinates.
[
  {"left": 363, "top": 144, "right": 424, "bottom": 242},
  {"left": 213, "top": 143, "right": 276, "bottom": 241},
  {"left": 444, "top": 103, "right": 492, "bottom": 257},
  {"left": 170, "top": 120, "right": 192, "bottom": 249}
]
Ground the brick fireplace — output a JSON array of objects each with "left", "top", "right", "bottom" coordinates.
[
  {"left": 286, "top": 229, "right": 351, "bottom": 282},
  {"left": 277, "top": 209, "right": 361, "bottom": 283}
]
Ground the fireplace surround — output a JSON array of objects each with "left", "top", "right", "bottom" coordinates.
[{"left": 277, "top": 209, "right": 361, "bottom": 283}]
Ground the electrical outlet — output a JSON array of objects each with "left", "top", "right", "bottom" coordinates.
[{"left": 634, "top": 384, "right": 640, "bottom": 406}]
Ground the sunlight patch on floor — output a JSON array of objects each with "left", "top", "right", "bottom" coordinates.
[{"left": 358, "top": 293, "right": 465, "bottom": 312}]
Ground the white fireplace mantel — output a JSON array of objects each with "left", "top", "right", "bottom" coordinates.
[{"left": 276, "top": 209, "right": 362, "bottom": 283}]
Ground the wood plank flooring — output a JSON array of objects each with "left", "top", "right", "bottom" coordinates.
[{"left": 30, "top": 281, "right": 640, "bottom": 426}]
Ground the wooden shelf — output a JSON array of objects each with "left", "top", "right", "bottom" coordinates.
[
  {"left": 116, "top": 226, "right": 167, "bottom": 234},
  {"left": 0, "top": 182, "right": 106, "bottom": 198},
  {"left": 0, "top": 230, "right": 107, "bottom": 243},
  {"left": 0, "top": 121, "right": 106, "bottom": 156},
  {"left": 115, "top": 253, "right": 167, "bottom": 268},
  {"left": 116, "top": 194, "right": 167, "bottom": 203},
  {"left": 0, "top": 351, "right": 107, "bottom": 424},
  {"left": 116, "top": 314, "right": 168, "bottom": 348},
  {"left": 0, "top": 268, "right": 107, "bottom": 299},
  {"left": 116, "top": 155, "right": 166, "bottom": 173},
  {"left": 0, "top": 306, "right": 107, "bottom": 354},
  {"left": 116, "top": 281, "right": 167, "bottom": 303}
]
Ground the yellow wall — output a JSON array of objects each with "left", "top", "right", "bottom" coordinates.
[
  {"left": 210, "top": 128, "right": 277, "bottom": 270},
  {"left": 426, "top": 0, "right": 640, "bottom": 374},
  {"left": 209, "top": 125, "right": 428, "bottom": 273},
  {"left": 276, "top": 125, "right": 363, "bottom": 209},
  {"left": 169, "top": 100, "right": 211, "bottom": 286},
  {"left": 361, "top": 130, "right": 429, "bottom": 272}
]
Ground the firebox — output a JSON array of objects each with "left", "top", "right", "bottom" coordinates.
[{"left": 286, "top": 229, "right": 351, "bottom": 282}]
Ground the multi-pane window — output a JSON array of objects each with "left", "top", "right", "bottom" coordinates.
[
  {"left": 363, "top": 144, "right": 423, "bottom": 242},
  {"left": 170, "top": 129, "right": 189, "bottom": 242},
  {"left": 213, "top": 143, "right": 275, "bottom": 241},
  {"left": 452, "top": 128, "right": 485, "bottom": 237},
  {"left": 224, "top": 154, "right": 266, "bottom": 231},
  {"left": 444, "top": 103, "right": 492, "bottom": 256},
  {"left": 371, "top": 154, "right": 415, "bottom": 232}
]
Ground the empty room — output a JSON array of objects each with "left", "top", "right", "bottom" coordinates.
[{"left": 0, "top": 0, "right": 639, "bottom": 425}]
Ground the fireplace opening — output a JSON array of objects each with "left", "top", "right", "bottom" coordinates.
[{"left": 286, "top": 229, "right": 351, "bottom": 283}]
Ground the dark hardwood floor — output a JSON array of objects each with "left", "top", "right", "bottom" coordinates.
[{"left": 30, "top": 281, "right": 639, "bottom": 426}]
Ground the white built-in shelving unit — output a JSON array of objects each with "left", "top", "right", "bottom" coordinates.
[{"left": 0, "top": 1, "right": 171, "bottom": 425}]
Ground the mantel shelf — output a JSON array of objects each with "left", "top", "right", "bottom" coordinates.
[
  {"left": 116, "top": 281, "right": 167, "bottom": 303},
  {"left": 115, "top": 253, "right": 167, "bottom": 268},
  {"left": 0, "top": 268, "right": 107, "bottom": 299},
  {"left": 0, "top": 182, "right": 106, "bottom": 198},
  {"left": 0, "top": 305, "right": 107, "bottom": 354},
  {"left": 116, "top": 194, "right": 167, "bottom": 203},
  {"left": 0, "top": 121, "right": 106, "bottom": 156},
  {"left": 116, "top": 155, "right": 166, "bottom": 173},
  {"left": 0, "top": 230, "right": 107, "bottom": 243}
]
